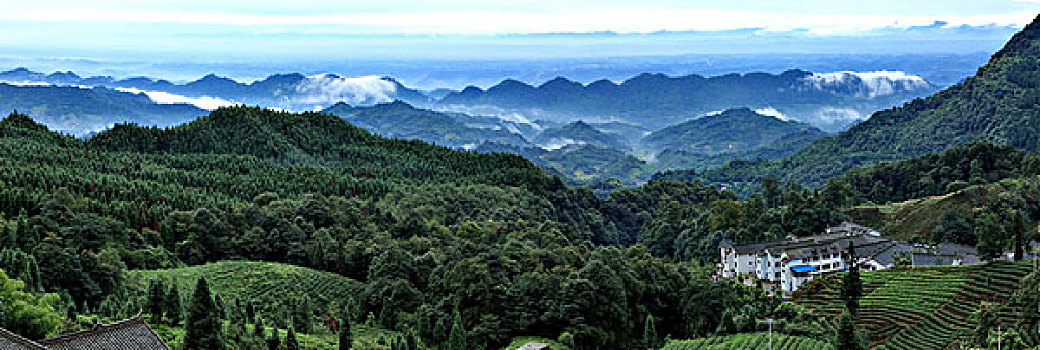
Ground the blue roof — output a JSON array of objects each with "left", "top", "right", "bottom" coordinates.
[{"left": 791, "top": 265, "right": 818, "bottom": 273}]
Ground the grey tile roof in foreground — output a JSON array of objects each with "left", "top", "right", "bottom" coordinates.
[
  {"left": 0, "top": 316, "right": 167, "bottom": 350},
  {"left": 0, "top": 328, "right": 47, "bottom": 350}
]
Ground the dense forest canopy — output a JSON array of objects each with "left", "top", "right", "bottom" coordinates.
[{"left": 0, "top": 107, "right": 846, "bottom": 349}]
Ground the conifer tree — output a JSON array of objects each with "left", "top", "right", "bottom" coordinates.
[
  {"left": 245, "top": 301, "right": 256, "bottom": 325},
  {"left": 644, "top": 313, "right": 658, "bottom": 349},
  {"left": 339, "top": 317, "right": 352, "bottom": 350},
  {"left": 406, "top": 330, "right": 419, "bottom": 350},
  {"left": 185, "top": 277, "right": 224, "bottom": 350},
  {"left": 254, "top": 317, "right": 265, "bottom": 338},
  {"left": 840, "top": 242, "right": 863, "bottom": 315},
  {"left": 447, "top": 310, "right": 467, "bottom": 350},
  {"left": 146, "top": 278, "right": 165, "bottom": 324},
  {"left": 835, "top": 309, "right": 863, "bottom": 350},
  {"left": 214, "top": 292, "right": 227, "bottom": 320},
  {"left": 285, "top": 326, "right": 300, "bottom": 350},
  {"left": 294, "top": 296, "right": 313, "bottom": 334},
  {"left": 266, "top": 328, "right": 281, "bottom": 350},
  {"left": 164, "top": 282, "right": 181, "bottom": 326}
]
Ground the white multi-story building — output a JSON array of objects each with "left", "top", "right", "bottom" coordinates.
[{"left": 719, "top": 222, "right": 979, "bottom": 293}]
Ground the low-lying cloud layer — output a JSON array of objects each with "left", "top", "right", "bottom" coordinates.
[
  {"left": 291, "top": 74, "right": 398, "bottom": 109},
  {"left": 114, "top": 87, "right": 236, "bottom": 110},
  {"left": 804, "top": 70, "right": 932, "bottom": 98}
]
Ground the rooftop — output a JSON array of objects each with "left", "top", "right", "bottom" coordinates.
[{"left": 0, "top": 316, "right": 167, "bottom": 350}]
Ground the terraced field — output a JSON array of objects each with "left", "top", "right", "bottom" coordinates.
[
  {"left": 794, "top": 261, "right": 1036, "bottom": 349},
  {"left": 125, "top": 261, "right": 364, "bottom": 319},
  {"left": 661, "top": 333, "right": 834, "bottom": 350}
]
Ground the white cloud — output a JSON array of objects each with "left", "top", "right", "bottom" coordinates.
[
  {"left": 754, "top": 107, "right": 788, "bottom": 121},
  {"left": 0, "top": 81, "right": 237, "bottom": 110},
  {"left": 541, "top": 138, "right": 585, "bottom": 151},
  {"left": 0, "top": 9, "right": 1032, "bottom": 34},
  {"left": 291, "top": 74, "right": 397, "bottom": 107},
  {"left": 113, "top": 87, "right": 237, "bottom": 110},
  {"left": 804, "top": 71, "right": 932, "bottom": 97}
]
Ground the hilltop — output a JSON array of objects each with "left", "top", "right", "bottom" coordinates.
[
  {"left": 321, "top": 101, "right": 531, "bottom": 150},
  {"left": 644, "top": 108, "right": 824, "bottom": 155}
]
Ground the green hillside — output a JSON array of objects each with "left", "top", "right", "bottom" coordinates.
[
  {"left": 535, "top": 120, "right": 629, "bottom": 151},
  {"left": 661, "top": 333, "right": 834, "bottom": 350},
  {"left": 643, "top": 108, "right": 822, "bottom": 155},
  {"left": 0, "top": 106, "right": 761, "bottom": 349},
  {"left": 694, "top": 14, "right": 1040, "bottom": 188},
  {"left": 322, "top": 101, "right": 531, "bottom": 149},
  {"left": 125, "top": 261, "right": 362, "bottom": 320},
  {"left": 793, "top": 261, "right": 1037, "bottom": 349},
  {"left": 845, "top": 176, "right": 1040, "bottom": 242}
]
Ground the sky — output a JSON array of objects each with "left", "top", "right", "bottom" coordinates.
[{"left": 0, "top": 1, "right": 1037, "bottom": 65}]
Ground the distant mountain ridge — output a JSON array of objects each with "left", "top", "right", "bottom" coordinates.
[
  {"left": 439, "top": 69, "right": 937, "bottom": 131},
  {"left": 0, "top": 68, "right": 433, "bottom": 111},
  {"left": 686, "top": 14, "right": 1040, "bottom": 188},
  {"left": 0, "top": 83, "right": 205, "bottom": 136}
]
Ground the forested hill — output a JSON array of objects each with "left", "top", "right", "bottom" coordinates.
[
  {"left": 644, "top": 108, "right": 823, "bottom": 154},
  {"left": 85, "top": 106, "right": 550, "bottom": 187},
  {"left": 693, "top": 14, "right": 1040, "bottom": 188},
  {"left": 0, "top": 106, "right": 783, "bottom": 349},
  {"left": 320, "top": 101, "right": 532, "bottom": 149}
]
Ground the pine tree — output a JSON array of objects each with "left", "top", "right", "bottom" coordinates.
[
  {"left": 266, "top": 328, "right": 281, "bottom": 350},
  {"left": 834, "top": 309, "right": 862, "bottom": 350},
  {"left": 406, "top": 330, "right": 419, "bottom": 350},
  {"left": 294, "top": 296, "right": 313, "bottom": 334},
  {"left": 447, "top": 310, "right": 467, "bottom": 350},
  {"left": 185, "top": 277, "right": 224, "bottom": 350},
  {"left": 339, "top": 318, "right": 352, "bottom": 350},
  {"left": 644, "top": 313, "right": 658, "bottom": 349},
  {"left": 840, "top": 242, "right": 863, "bottom": 315},
  {"left": 26, "top": 257, "right": 41, "bottom": 293},
  {"left": 254, "top": 317, "right": 265, "bottom": 338},
  {"left": 715, "top": 309, "right": 737, "bottom": 335},
  {"left": 245, "top": 301, "right": 256, "bottom": 325},
  {"left": 146, "top": 278, "right": 165, "bottom": 324},
  {"left": 164, "top": 283, "right": 182, "bottom": 326},
  {"left": 285, "top": 326, "right": 300, "bottom": 350},
  {"left": 213, "top": 292, "right": 227, "bottom": 320}
]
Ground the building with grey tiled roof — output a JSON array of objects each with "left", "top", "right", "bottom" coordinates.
[
  {"left": 719, "top": 222, "right": 982, "bottom": 294},
  {"left": 0, "top": 327, "right": 47, "bottom": 350},
  {"left": 0, "top": 316, "right": 167, "bottom": 350}
]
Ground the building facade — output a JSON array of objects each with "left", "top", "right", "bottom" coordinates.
[{"left": 719, "top": 222, "right": 979, "bottom": 293}]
